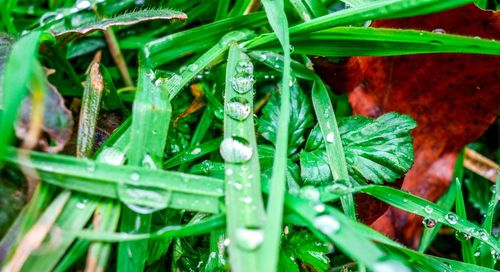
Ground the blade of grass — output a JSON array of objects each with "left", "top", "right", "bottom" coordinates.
[
  {"left": 1, "top": 190, "right": 71, "bottom": 272},
  {"left": 454, "top": 177, "right": 475, "bottom": 264},
  {"left": 117, "top": 52, "right": 172, "bottom": 272},
  {"left": 259, "top": 0, "right": 292, "bottom": 270},
  {"left": 222, "top": 44, "right": 266, "bottom": 272},
  {"left": 311, "top": 79, "right": 357, "bottom": 219},
  {"left": 2, "top": 147, "right": 224, "bottom": 213},
  {"left": 473, "top": 172, "right": 500, "bottom": 267},
  {"left": 419, "top": 150, "right": 464, "bottom": 252}
]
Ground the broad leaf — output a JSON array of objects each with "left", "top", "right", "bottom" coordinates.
[
  {"left": 279, "top": 230, "right": 331, "bottom": 272},
  {"left": 301, "top": 112, "right": 416, "bottom": 185},
  {"left": 258, "top": 83, "right": 314, "bottom": 155}
]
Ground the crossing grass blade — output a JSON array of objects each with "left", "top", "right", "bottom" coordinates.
[{"left": 2, "top": 147, "right": 224, "bottom": 213}]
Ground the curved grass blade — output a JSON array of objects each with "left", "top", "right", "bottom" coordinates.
[
  {"left": 246, "top": 0, "right": 474, "bottom": 48},
  {"left": 222, "top": 44, "right": 266, "bottom": 272},
  {"left": 51, "top": 9, "right": 187, "bottom": 43}
]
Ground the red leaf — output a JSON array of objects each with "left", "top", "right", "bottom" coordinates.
[{"left": 316, "top": 4, "right": 500, "bottom": 248}]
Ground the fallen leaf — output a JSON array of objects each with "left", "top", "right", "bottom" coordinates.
[
  {"left": 314, "top": 4, "right": 500, "bottom": 248},
  {"left": 15, "top": 69, "right": 74, "bottom": 153}
]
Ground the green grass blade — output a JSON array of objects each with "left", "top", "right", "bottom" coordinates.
[
  {"left": 311, "top": 79, "right": 356, "bottom": 219},
  {"left": 53, "top": 239, "right": 89, "bottom": 272},
  {"left": 419, "top": 150, "right": 464, "bottom": 252},
  {"left": 73, "top": 214, "right": 226, "bottom": 242},
  {"left": 259, "top": 0, "right": 292, "bottom": 270},
  {"left": 118, "top": 54, "right": 173, "bottom": 272},
  {"left": 222, "top": 44, "right": 266, "bottom": 272},
  {"left": 164, "top": 138, "right": 222, "bottom": 169},
  {"left": 2, "top": 147, "right": 224, "bottom": 213},
  {"left": 454, "top": 178, "right": 475, "bottom": 264}
]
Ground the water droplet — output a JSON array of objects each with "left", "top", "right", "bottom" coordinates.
[
  {"left": 477, "top": 229, "right": 489, "bottom": 241},
  {"left": 474, "top": 250, "right": 481, "bottom": 257},
  {"left": 225, "top": 97, "right": 251, "bottom": 121},
  {"left": 373, "top": 260, "right": 411, "bottom": 272},
  {"left": 188, "top": 64, "right": 199, "bottom": 72},
  {"left": 236, "top": 60, "right": 254, "bottom": 75},
  {"left": 289, "top": 45, "right": 295, "bottom": 53},
  {"left": 314, "top": 204, "right": 325, "bottom": 213},
  {"left": 99, "top": 147, "right": 126, "bottom": 165},
  {"left": 240, "top": 197, "right": 253, "bottom": 204},
  {"left": 424, "top": 205, "right": 433, "bottom": 214},
  {"left": 223, "top": 238, "right": 231, "bottom": 246},
  {"left": 231, "top": 76, "right": 254, "bottom": 94},
  {"left": 314, "top": 215, "right": 340, "bottom": 235},
  {"left": 422, "top": 217, "right": 436, "bottom": 228},
  {"left": 432, "top": 28, "right": 446, "bottom": 34},
  {"left": 445, "top": 213, "right": 458, "bottom": 225},
  {"left": 76, "top": 198, "right": 88, "bottom": 209},
  {"left": 491, "top": 184, "right": 497, "bottom": 193},
  {"left": 130, "top": 172, "right": 140, "bottom": 182},
  {"left": 455, "top": 231, "right": 471, "bottom": 242},
  {"left": 214, "top": 107, "right": 225, "bottom": 120},
  {"left": 117, "top": 180, "right": 171, "bottom": 214},
  {"left": 142, "top": 154, "right": 156, "bottom": 169},
  {"left": 76, "top": 0, "right": 91, "bottom": 10},
  {"left": 235, "top": 227, "right": 264, "bottom": 251},
  {"left": 300, "top": 186, "right": 320, "bottom": 202},
  {"left": 220, "top": 137, "right": 253, "bottom": 163},
  {"left": 191, "top": 147, "right": 202, "bottom": 155},
  {"left": 85, "top": 160, "right": 96, "bottom": 172},
  {"left": 325, "top": 132, "right": 335, "bottom": 143},
  {"left": 226, "top": 168, "right": 234, "bottom": 176}
]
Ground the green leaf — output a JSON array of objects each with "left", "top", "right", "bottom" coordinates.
[
  {"left": 302, "top": 112, "right": 416, "bottom": 185},
  {"left": 258, "top": 83, "right": 314, "bottom": 155},
  {"left": 279, "top": 230, "right": 330, "bottom": 272}
]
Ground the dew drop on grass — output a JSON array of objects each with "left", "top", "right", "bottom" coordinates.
[
  {"left": 445, "top": 213, "right": 458, "bottom": 225},
  {"left": 325, "top": 132, "right": 335, "bottom": 143},
  {"left": 455, "top": 231, "right": 471, "bottom": 242},
  {"left": 99, "top": 147, "right": 126, "bottom": 165},
  {"left": 314, "top": 204, "right": 325, "bottom": 213},
  {"left": 191, "top": 147, "right": 202, "bottom": 155},
  {"left": 225, "top": 97, "right": 251, "bottom": 121},
  {"left": 76, "top": 198, "right": 88, "bottom": 209},
  {"left": 424, "top": 205, "right": 433, "bottom": 214},
  {"left": 235, "top": 227, "right": 264, "bottom": 251},
  {"left": 231, "top": 76, "right": 254, "bottom": 94},
  {"left": 300, "top": 186, "right": 320, "bottom": 202},
  {"left": 474, "top": 250, "right": 481, "bottom": 257},
  {"left": 220, "top": 137, "right": 253, "bottom": 163},
  {"left": 86, "top": 160, "right": 96, "bottom": 172},
  {"left": 118, "top": 181, "right": 171, "bottom": 214},
  {"left": 422, "top": 217, "right": 436, "bottom": 228},
  {"left": 477, "top": 229, "right": 489, "bottom": 241},
  {"left": 188, "top": 64, "right": 199, "bottom": 72},
  {"left": 236, "top": 60, "right": 254, "bottom": 75},
  {"left": 314, "top": 215, "right": 340, "bottom": 235},
  {"left": 240, "top": 196, "right": 253, "bottom": 204},
  {"left": 373, "top": 260, "right": 411, "bottom": 272},
  {"left": 130, "top": 172, "right": 140, "bottom": 182},
  {"left": 432, "top": 28, "right": 446, "bottom": 34}
]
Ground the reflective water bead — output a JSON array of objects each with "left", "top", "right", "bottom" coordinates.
[
  {"left": 231, "top": 76, "right": 254, "bottom": 94},
  {"left": 445, "top": 213, "right": 458, "bottom": 225},
  {"left": 432, "top": 28, "right": 446, "bottom": 34},
  {"left": 424, "top": 205, "right": 433, "bottom": 214},
  {"left": 236, "top": 60, "right": 254, "bottom": 75},
  {"left": 220, "top": 137, "right": 253, "bottom": 163},
  {"left": 235, "top": 227, "right": 264, "bottom": 251},
  {"left": 314, "top": 215, "right": 340, "bottom": 235},
  {"left": 225, "top": 97, "right": 251, "bottom": 121},
  {"left": 300, "top": 186, "right": 320, "bottom": 202},
  {"left": 422, "top": 217, "right": 436, "bottom": 228},
  {"left": 325, "top": 132, "right": 335, "bottom": 143}
]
